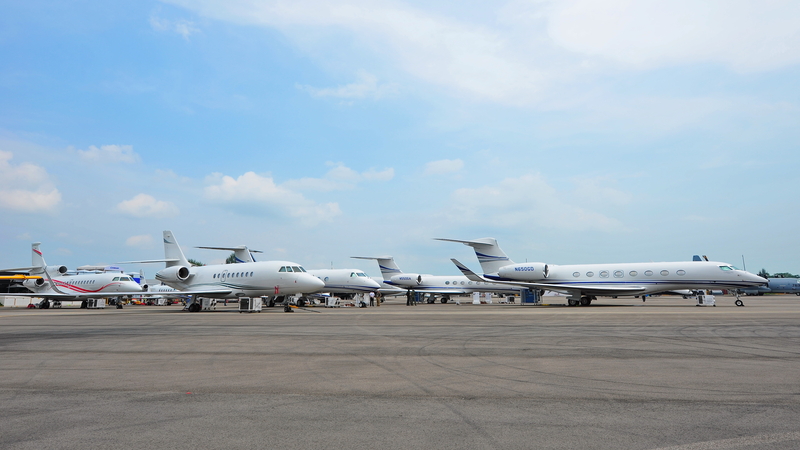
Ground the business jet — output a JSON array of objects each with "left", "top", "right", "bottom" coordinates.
[
  {"left": 198, "top": 244, "right": 382, "bottom": 297},
  {"left": 1, "top": 243, "right": 143, "bottom": 308},
  {"left": 121, "top": 231, "right": 325, "bottom": 311},
  {"left": 351, "top": 256, "right": 522, "bottom": 303},
  {"left": 439, "top": 237, "right": 768, "bottom": 307}
]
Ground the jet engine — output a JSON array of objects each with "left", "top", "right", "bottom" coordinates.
[
  {"left": 23, "top": 278, "right": 46, "bottom": 289},
  {"left": 389, "top": 273, "right": 424, "bottom": 287},
  {"left": 46, "top": 265, "right": 68, "bottom": 275},
  {"left": 156, "top": 266, "right": 191, "bottom": 283},
  {"left": 498, "top": 262, "right": 550, "bottom": 281}
]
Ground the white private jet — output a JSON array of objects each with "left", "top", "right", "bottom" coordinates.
[
  {"left": 120, "top": 231, "right": 325, "bottom": 311},
  {"left": 198, "top": 245, "right": 382, "bottom": 297},
  {"left": 1, "top": 243, "right": 143, "bottom": 308},
  {"left": 351, "top": 255, "right": 523, "bottom": 303},
  {"left": 439, "top": 237, "right": 768, "bottom": 307}
]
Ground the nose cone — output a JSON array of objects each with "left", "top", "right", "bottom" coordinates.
[
  {"left": 302, "top": 274, "right": 326, "bottom": 292},
  {"left": 125, "top": 281, "right": 144, "bottom": 292},
  {"left": 365, "top": 277, "right": 382, "bottom": 290}
]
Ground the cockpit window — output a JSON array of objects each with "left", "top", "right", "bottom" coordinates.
[
  {"left": 357, "top": 272, "right": 367, "bottom": 277},
  {"left": 112, "top": 277, "right": 120, "bottom": 281},
  {"left": 292, "top": 266, "right": 303, "bottom": 273},
  {"left": 719, "top": 265, "right": 734, "bottom": 271},
  {"left": 279, "top": 266, "right": 287, "bottom": 272},
  {"left": 350, "top": 272, "right": 356, "bottom": 277}
]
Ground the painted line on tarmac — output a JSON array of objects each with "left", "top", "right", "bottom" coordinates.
[{"left": 652, "top": 431, "right": 800, "bottom": 450}]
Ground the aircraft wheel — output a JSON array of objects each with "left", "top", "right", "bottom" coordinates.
[
  {"left": 441, "top": 298, "right": 448, "bottom": 304},
  {"left": 580, "top": 297, "right": 591, "bottom": 306},
  {"left": 296, "top": 298, "right": 306, "bottom": 307},
  {"left": 80, "top": 300, "right": 88, "bottom": 309},
  {"left": 284, "top": 305, "right": 292, "bottom": 312},
  {"left": 735, "top": 299, "right": 744, "bottom": 307},
  {"left": 567, "top": 299, "right": 578, "bottom": 306}
]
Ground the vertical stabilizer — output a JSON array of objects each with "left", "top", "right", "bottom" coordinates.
[
  {"left": 163, "top": 230, "right": 190, "bottom": 267},
  {"left": 234, "top": 247, "right": 256, "bottom": 263},
  {"left": 351, "top": 256, "right": 403, "bottom": 281},
  {"left": 31, "top": 242, "right": 45, "bottom": 274},
  {"left": 435, "top": 237, "right": 514, "bottom": 276}
]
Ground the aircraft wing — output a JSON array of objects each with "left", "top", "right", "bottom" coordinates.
[{"left": 450, "top": 259, "right": 648, "bottom": 296}]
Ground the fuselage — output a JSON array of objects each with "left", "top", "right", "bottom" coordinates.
[
  {"left": 24, "top": 272, "right": 143, "bottom": 298},
  {"left": 387, "top": 273, "right": 522, "bottom": 295},
  {"left": 307, "top": 269, "right": 382, "bottom": 294},
  {"left": 493, "top": 260, "right": 767, "bottom": 295},
  {"left": 156, "top": 260, "right": 325, "bottom": 298}
]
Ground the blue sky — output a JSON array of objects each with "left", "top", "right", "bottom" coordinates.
[{"left": 1, "top": 0, "right": 798, "bottom": 277}]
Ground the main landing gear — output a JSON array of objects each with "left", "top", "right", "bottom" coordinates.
[{"left": 567, "top": 296, "right": 595, "bottom": 306}]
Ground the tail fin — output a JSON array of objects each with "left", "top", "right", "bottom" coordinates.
[
  {"left": 31, "top": 242, "right": 45, "bottom": 274},
  {"left": 163, "top": 230, "right": 190, "bottom": 267},
  {"left": 435, "top": 237, "right": 513, "bottom": 275},
  {"left": 196, "top": 246, "right": 261, "bottom": 263},
  {"left": 351, "top": 256, "right": 402, "bottom": 281}
]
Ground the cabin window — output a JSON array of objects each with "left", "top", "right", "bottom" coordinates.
[
  {"left": 614, "top": 270, "right": 624, "bottom": 278},
  {"left": 573, "top": 272, "right": 580, "bottom": 277},
  {"left": 661, "top": 270, "right": 669, "bottom": 276},
  {"left": 645, "top": 270, "right": 654, "bottom": 276},
  {"left": 445, "top": 281, "right": 450, "bottom": 285},
  {"left": 586, "top": 271, "right": 594, "bottom": 277},
  {"left": 600, "top": 271, "right": 609, "bottom": 278},
  {"left": 677, "top": 270, "right": 686, "bottom": 276},
  {"left": 460, "top": 281, "right": 465, "bottom": 285},
  {"left": 629, "top": 271, "right": 638, "bottom": 277}
]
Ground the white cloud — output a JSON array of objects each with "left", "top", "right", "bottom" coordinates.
[
  {"left": 168, "top": 0, "right": 800, "bottom": 106},
  {"left": 0, "top": 151, "right": 61, "bottom": 213},
  {"left": 362, "top": 167, "right": 394, "bottom": 181},
  {"left": 76, "top": 145, "right": 140, "bottom": 164},
  {"left": 448, "top": 173, "right": 624, "bottom": 232},
  {"left": 167, "top": 0, "right": 544, "bottom": 104},
  {"left": 542, "top": 0, "right": 800, "bottom": 72},
  {"left": 284, "top": 162, "right": 394, "bottom": 191},
  {"left": 150, "top": 14, "right": 200, "bottom": 40},
  {"left": 204, "top": 171, "right": 341, "bottom": 226},
  {"left": 126, "top": 234, "right": 155, "bottom": 248},
  {"left": 298, "top": 70, "right": 398, "bottom": 100},
  {"left": 116, "top": 193, "right": 180, "bottom": 218},
  {"left": 424, "top": 158, "right": 464, "bottom": 175}
]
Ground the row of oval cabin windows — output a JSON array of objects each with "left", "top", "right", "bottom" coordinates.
[
  {"left": 213, "top": 272, "right": 254, "bottom": 279},
  {"left": 572, "top": 269, "right": 687, "bottom": 278},
  {"left": 444, "top": 281, "right": 490, "bottom": 285}
]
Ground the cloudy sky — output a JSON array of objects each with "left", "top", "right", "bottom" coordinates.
[{"left": 1, "top": 0, "right": 798, "bottom": 277}]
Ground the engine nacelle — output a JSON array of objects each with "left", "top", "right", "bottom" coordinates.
[
  {"left": 498, "top": 262, "right": 550, "bottom": 281},
  {"left": 390, "top": 273, "right": 424, "bottom": 287},
  {"left": 46, "top": 265, "right": 68, "bottom": 275},
  {"left": 23, "top": 278, "right": 46, "bottom": 289},
  {"left": 156, "top": 266, "right": 191, "bottom": 283}
]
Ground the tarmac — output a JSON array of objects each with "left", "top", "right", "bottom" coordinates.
[{"left": 2, "top": 295, "right": 800, "bottom": 450}]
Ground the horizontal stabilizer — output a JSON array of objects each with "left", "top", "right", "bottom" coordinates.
[
  {"left": 116, "top": 259, "right": 181, "bottom": 265},
  {"left": 196, "top": 246, "right": 263, "bottom": 253},
  {"left": 450, "top": 258, "right": 485, "bottom": 282}
]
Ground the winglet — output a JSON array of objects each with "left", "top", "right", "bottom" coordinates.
[{"left": 450, "top": 258, "right": 485, "bottom": 282}]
